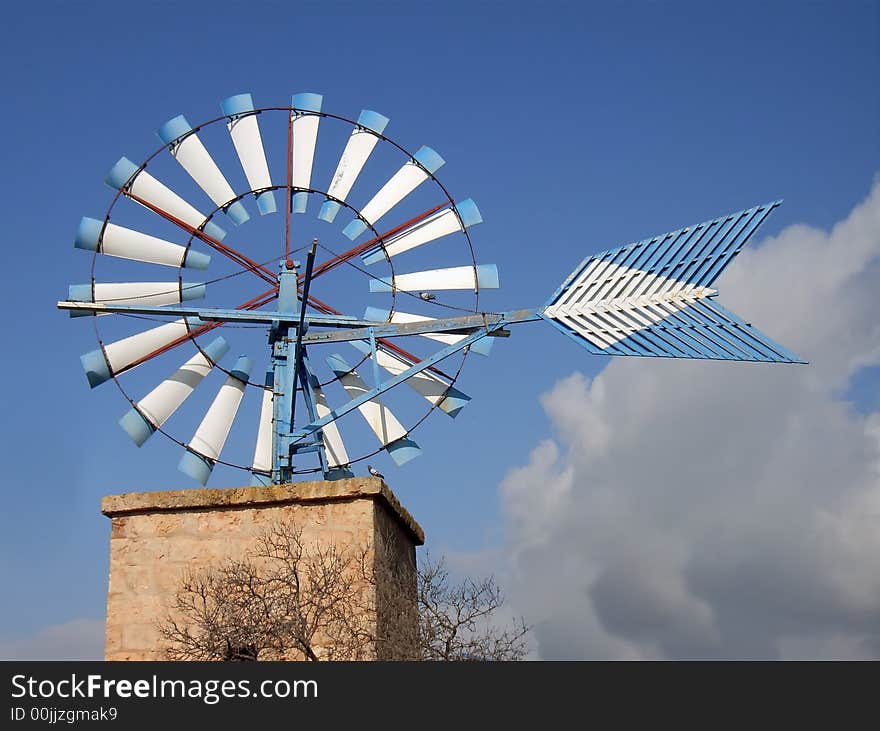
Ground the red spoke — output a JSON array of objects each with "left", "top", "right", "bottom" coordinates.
[
  {"left": 124, "top": 191, "right": 278, "bottom": 286},
  {"left": 306, "top": 202, "right": 449, "bottom": 282},
  {"left": 302, "top": 292, "right": 341, "bottom": 316},
  {"left": 116, "top": 287, "right": 278, "bottom": 376},
  {"left": 113, "top": 194, "right": 465, "bottom": 386}
]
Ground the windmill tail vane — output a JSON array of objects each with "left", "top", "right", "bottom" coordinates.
[
  {"left": 539, "top": 200, "right": 805, "bottom": 363},
  {"left": 56, "top": 92, "right": 804, "bottom": 488}
]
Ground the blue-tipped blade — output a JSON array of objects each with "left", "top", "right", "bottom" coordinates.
[
  {"left": 385, "top": 437, "right": 421, "bottom": 466},
  {"left": 368, "top": 276, "right": 393, "bottom": 293},
  {"left": 468, "top": 337, "right": 494, "bottom": 357},
  {"left": 156, "top": 115, "right": 192, "bottom": 145},
  {"left": 220, "top": 93, "right": 255, "bottom": 117},
  {"left": 119, "top": 408, "right": 156, "bottom": 447},
  {"left": 183, "top": 249, "right": 211, "bottom": 270},
  {"left": 292, "top": 92, "right": 323, "bottom": 113},
  {"left": 225, "top": 200, "right": 250, "bottom": 226},
  {"left": 105, "top": 157, "right": 139, "bottom": 190},
  {"left": 229, "top": 355, "right": 254, "bottom": 383},
  {"left": 292, "top": 191, "right": 309, "bottom": 214},
  {"left": 80, "top": 349, "right": 111, "bottom": 389},
  {"left": 318, "top": 200, "right": 342, "bottom": 223},
  {"left": 68, "top": 284, "right": 95, "bottom": 318},
  {"left": 201, "top": 336, "right": 230, "bottom": 364},
  {"left": 74, "top": 217, "right": 103, "bottom": 251},
  {"left": 181, "top": 282, "right": 207, "bottom": 302},
  {"left": 413, "top": 146, "right": 444, "bottom": 174},
  {"left": 179, "top": 450, "right": 214, "bottom": 485},
  {"left": 256, "top": 191, "right": 277, "bottom": 215},
  {"left": 437, "top": 386, "right": 471, "bottom": 418},
  {"left": 343, "top": 219, "right": 368, "bottom": 241},
  {"left": 202, "top": 220, "right": 227, "bottom": 241},
  {"left": 357, "top": 109, "right": 389, "bottom": 135},
  {"left": 456, "top": 198, "right": 483, "bottom": 228}
]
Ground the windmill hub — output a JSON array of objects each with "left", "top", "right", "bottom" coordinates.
[{"left": 58, "top": 92, "right": 803, "bottom": 487}]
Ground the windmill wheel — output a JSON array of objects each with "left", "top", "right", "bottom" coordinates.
[{"left": 68, "top": 93, "right": 496, "bottom": 485}]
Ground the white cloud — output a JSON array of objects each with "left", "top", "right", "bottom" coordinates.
[
  {"left": 498, "top": 181, "right": 880, "bottom": 659},
  {"left": 0, "top": 618, "right": 104, "bottom": 660}
]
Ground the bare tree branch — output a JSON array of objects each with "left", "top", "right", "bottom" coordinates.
[
  {"left": 158, "top": 520, "right": 528, "bottom": 661},
  {"left": 417, "top": 553, "right": 530, "bottom": 661}
]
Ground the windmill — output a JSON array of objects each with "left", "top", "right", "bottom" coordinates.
[{"left": 57, "top": 93, "right": 803, "bottom": 487}]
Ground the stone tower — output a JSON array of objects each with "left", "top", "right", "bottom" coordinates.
[{"left": 102, "top": 477, "right": 423, "bottom": 660}]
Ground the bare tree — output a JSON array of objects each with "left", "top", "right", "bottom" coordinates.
[
  {"left": 418, "top": 554, "right": 529, "bottom": 661},
  {"left": 160, "top": 522, "right": 382, "bottom": 661},
  {"left": 159, "top": 520, "right": 528, "bottom": 661}
]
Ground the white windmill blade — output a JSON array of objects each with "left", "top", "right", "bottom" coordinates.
[
  {"left": 318, "top": 109, "right": 389, "bottom": 223},
  {"left": 67, "top": 281, "right": 206, "bottom": 317},
  {"left": 220, "top": 93, "right": 276, "bottom": 215},
  {"left": 74, "top": 218, "right": 210, "bottom": 269},
  {"left": 80, "top": 317, "right": 200, "bottom": 389},
  {"left": 341, "top": 146, "right": 445, "bottom": 240},
  {"left": 362, "top": 200, "right": 482, "bottom": 265},
  {"left": 179, "top": 355, "right": 253, "bottom": 485},
  {"left": 349, "top": 340, "right": 471, "bottom": 418},
  {"left": 363, "top": 307, "right": 494, "bottom": 356},
  {"left": 369, "top": 264, "right": 499, "bottom": 292},
  {"left": 104, "top": 158, "right": 227, "bottom": 241},
  {"left": 157, "top": 115, "right": 250, "bottom": 226},
  {"left": 118, "top": 336, "right": 229, "bottom": 446},
  {"left": 326, "top": 354, "right": 421, "bottom": 466},
  {"left": 311, "top": 380, "right": 352, "bottom": 469},
  {"left": 290, "top": 93, "right": 322, "bottom": 214},
  {"left": 250, "top": 372, "right": 274, "bottom": 478}
]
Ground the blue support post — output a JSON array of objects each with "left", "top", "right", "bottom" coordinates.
[
  {"left": 288, "top": 240, "right": 318, "bottom": 445},
  {"left": 271, "top": 260, "right": 300, "bottom": 483},
  {"left": 267, "top": 245, "right": 343, "bottom": 484},
  {"left": 368, "top": 328, "right": 381, "bottom": 391}
]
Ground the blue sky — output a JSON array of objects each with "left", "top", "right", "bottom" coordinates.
[{"left": 0, "top": 0, "right": 877, "bottom": 654}]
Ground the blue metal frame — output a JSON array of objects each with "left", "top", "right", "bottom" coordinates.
[
  {"left": 59, "top": 197, "right": 806, "bottom": 484},
  {"left": 258, "top": 250, "right": 363, "bottom": 482},
  {"left": 291, "top": 323, "right": 505, "bottom": 440},
  {"left": 539, "top": 202, "right": 806, "bottom": 364},
  {"left": 269, "top": 262, "right": 297, "bottom": 482}
]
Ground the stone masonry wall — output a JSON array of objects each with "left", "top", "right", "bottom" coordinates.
[{"left": 102, "top": 478, "right": 424, "bottom": 661}]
